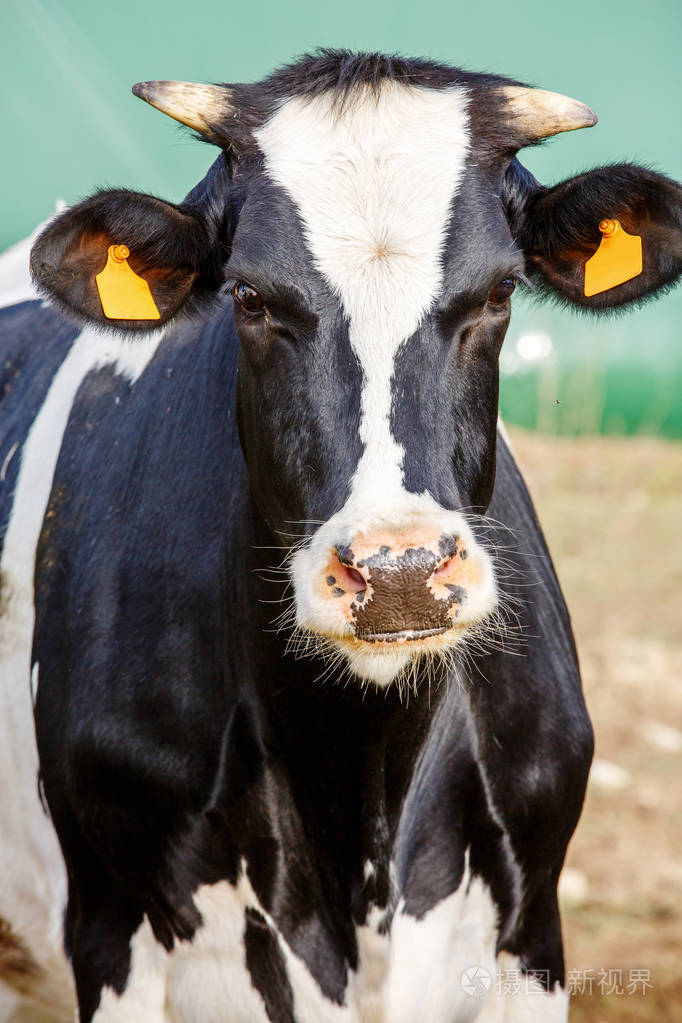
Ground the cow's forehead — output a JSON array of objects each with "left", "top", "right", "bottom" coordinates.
[{"left": 254, "top": 81, "right": 470, "bottom": 342}]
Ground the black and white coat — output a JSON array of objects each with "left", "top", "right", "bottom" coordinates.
[{"left": 1, "top": 51, "right": 680, "bottom": 1023}]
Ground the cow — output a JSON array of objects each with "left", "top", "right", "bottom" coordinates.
[{"left": 1, "top": 49, "right": 680, "bottom": 1023}]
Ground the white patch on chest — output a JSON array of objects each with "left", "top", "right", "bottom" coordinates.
[
  {"left": 348, "top": 905, "right": 391, "bottom": 1023},
  {"left": 94, "top": 864, "right": 353, "bottom": 1023},
  {"left": 91, "top": 855, "right": 512, "bottom": 1023},
  {"left": 170, "top": 870, "right": 353, "bottom": 1023},
  {"left": 93, "top": 919, "right": 169, "bottom": 1022},
  {"left": 382, "top": 855, "right": 499, "bottom": 1023},
  {"left": 165, "top": 879, "right": 271, "bottom": 1023},
  {"left": 0, "top": 315, "right": 163, "bottom": 1020},
  {"left": 474, "top": 952, "right": 569, "bottom": 1022}
]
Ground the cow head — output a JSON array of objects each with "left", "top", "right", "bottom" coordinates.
[{"left": 31, "top": 52, "right": 682, "bottom": 685}]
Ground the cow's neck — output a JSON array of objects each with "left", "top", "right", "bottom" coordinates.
[{"left": 220, "top": 504, "right": 452, "bottom": 911}]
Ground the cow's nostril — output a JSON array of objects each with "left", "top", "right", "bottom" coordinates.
[
  {"left": 338, "top": 565, "right": 367, "bottom": 594},
  {"left": 325, "top": 554, "right": 368, "bottom": 597}
]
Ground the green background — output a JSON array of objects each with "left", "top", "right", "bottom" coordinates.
[{"left": 2, "top": 0, "right": 681, "bottom": 435}]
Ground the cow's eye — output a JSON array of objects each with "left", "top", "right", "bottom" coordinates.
[
  {"left": 234, "top": 282, "right": 265, "bottom": 314},
  {"left": 488, "top": 277, "right": 517, "bottom": 305}
]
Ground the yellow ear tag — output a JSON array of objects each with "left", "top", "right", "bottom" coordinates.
[
  {"left": 95, "top": 245, "right": 161, "bottom": 320},
  {"left": 584, "top": 219, "right": 642, "bottom": 297}
]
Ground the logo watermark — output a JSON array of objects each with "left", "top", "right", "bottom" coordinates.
[
  {"left": 460, "top": 966, "right": 653, "bottom": 998},
  {"left": 459, "top": 966, "right": 492, "bottom": 997}
]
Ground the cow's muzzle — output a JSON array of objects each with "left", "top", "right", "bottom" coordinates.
[{"left": 320, "top": 531, "right": 475, "bottom": 644}]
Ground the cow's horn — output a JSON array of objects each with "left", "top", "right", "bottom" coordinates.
[
  {"left": 132, "top": 81, "right": 231, "bottom": 134},
  {"left": 499, "top": 86, "right": 597, "bottom": 142}
]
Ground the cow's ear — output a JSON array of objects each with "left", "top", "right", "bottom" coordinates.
[
  {"left": 512, "top": 163, "right": 682, "bottom": 310},
  {"left": 30, "top": 188, "right": 226, "bottom": 331}
]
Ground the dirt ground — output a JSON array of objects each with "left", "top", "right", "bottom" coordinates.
[{"left": 509, "top": 427, "right": 682, "bottom": 1022}]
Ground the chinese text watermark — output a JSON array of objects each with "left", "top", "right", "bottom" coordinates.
[{"left": 460, "top": 966, "right": 653, "bottom": 997}]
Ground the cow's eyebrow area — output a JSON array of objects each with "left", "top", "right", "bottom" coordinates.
[
  {"left": 221, "top": 259, "right": 267, "bottom": 291},
  {"left": 436, "top": 262, "right": 527, "bottom": 317},
  {"left": 224, "top": 268, "right": 318, "bottom": 325}
]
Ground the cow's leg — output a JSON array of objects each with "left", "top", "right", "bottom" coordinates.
[
  {"left": 66, "top": 891, "right": 170, "bottom": 1023},
  {"left": 472, "top": 886, "right": 569, "bottom": 1023},
  {"left": 88, "top": 921, "right": 169, "bottom": 1023},
  {"left": 472, "top": 953, "right": 568, "bottom": 1022},
  {"left": 65, "top": 870, "right": 273, "bottom": 1022}
]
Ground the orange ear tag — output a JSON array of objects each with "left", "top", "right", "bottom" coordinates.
[
  {"left": 584, "top": 219, "right": 642, "bottom": 297},
  {"left": 95, "top": 245, "right": 160, "bottom": 320}
]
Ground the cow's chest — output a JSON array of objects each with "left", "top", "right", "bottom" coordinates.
[{"left": 92, "top": 860, "right": 500, "bottom": 1023}]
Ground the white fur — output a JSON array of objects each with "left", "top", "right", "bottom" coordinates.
[
  {"left": 30, "top": 661, "right": 39, "bottom": 706},
  {"left": 385, "top": 853, "right": 499, "bottom": 1023},
  {"left": 94, "top": 919, "right": 169, "bottom": 1022},
  {"left": 475, "top": 952, "right": 569, "bottom": 1022},
  {"left": 0, "top": 302, "right": 163, "bottom": 1020},
  {"left": 256, "top": 84, "right": 498, "bottom": 684},
  {"left": 349, "top": 906, "right": 390, "bottom": 1023}
]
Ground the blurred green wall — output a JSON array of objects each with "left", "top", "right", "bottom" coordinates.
[{"left": 2, "top": 0, "right": 681, "bottom": 435}]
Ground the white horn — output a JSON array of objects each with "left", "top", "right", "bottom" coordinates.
[
  {"left": 132, "top": 81, "right": 232, "bottom": 134},
  {"left": 499, "top": 85, "right": 597, "bottom": 142}
]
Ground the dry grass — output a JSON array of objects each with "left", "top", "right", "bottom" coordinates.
[{"left": 509, "top": 428, "right": 682, "bottom": 1022}]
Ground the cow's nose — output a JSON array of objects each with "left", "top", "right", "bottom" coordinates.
[{"left": 320, "top": 533, "right": 470, "bottom": 640}]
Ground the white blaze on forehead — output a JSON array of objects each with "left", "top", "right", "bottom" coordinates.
[{"left": 255, "top": 81, "right": 470, "bottom": 509}]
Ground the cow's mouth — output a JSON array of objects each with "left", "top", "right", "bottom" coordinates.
[
  {"left": 326, "top": 621, "right": 471, "bottom": 687},
  {"left": 356, "top": 626, "right": 450, "bottom": 644}
]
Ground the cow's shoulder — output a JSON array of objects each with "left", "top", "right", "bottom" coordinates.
[{"left": 473, "top": 426, "right": 593, "bottom": 869}]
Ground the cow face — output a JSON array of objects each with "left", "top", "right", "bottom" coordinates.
[
  {"left": 232, "top": 82, "right": 515, "bottom": 684},
  {"left": 31, "top": 53, "right": 682, "bottom": 686}
]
